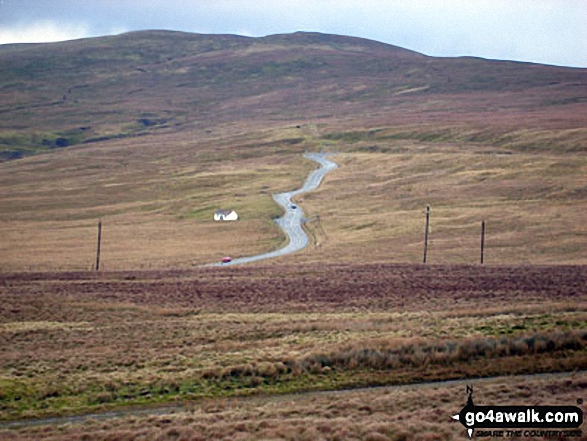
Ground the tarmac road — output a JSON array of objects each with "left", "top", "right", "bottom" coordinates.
[{"left": 216, "top": 152, "right": 338, "bottom": 266}]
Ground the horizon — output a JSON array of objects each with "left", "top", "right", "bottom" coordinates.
[
  {"left": 1, "top": 28, "right": 586, "bottom": 71},
  {"left": 0, "top": 0, "right": 585, "bottom": 68}
]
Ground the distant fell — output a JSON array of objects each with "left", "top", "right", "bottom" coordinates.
[{"left": 0, "top": 30, "right": 586, "bottom": 159}]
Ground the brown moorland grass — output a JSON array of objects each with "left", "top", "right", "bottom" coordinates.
[
  {"left": 0, "top": 264, "right": 585, "bottom": 420},
  {"left": 1, "top": 31, "right": 586, "bottom": 438},
  {"left": 2, "top": 32, "right": 586, "bottom": 140},
  {"left": 1, "top": 31, "right": 587, "bottom": 270},
  {"left": 297, "top": 148, "right": 587, "bottom": 265},
  {"left": 0, "top": 128, "right": 316, "bottom": 270},
  {"left": 1, "top": 132, "right": 586, "bottom": 270},
  {"left": 2, "top": 371, "right": 586, "bottom": 440}
]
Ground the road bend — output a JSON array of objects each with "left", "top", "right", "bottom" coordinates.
[{"left": 216, "top": 152, "right": 338, "bottom": 266}]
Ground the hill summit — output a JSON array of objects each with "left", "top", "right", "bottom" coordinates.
[{"left": 0, "top": 30, "right": 586, "bottom": 160}]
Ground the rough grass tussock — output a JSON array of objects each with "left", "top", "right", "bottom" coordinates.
[{"left": 208, "top": 330, "right": 587, "bottom": 381}]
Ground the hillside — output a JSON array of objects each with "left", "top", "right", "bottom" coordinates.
[
  {"left": 1, "top": 30, "right": 586, "bottom": 157},
  {"left": 0, "top": 31, "right": 586, "bottom": 269},
  {"left": 1, "top": 32, "right": 587, "bottom": 434}
]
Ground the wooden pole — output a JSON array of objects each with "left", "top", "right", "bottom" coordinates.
[
  {"left": 96, "top": 221, "right": 102, "bottom": 271},
  {"left": 481, "top": 220, "right": 486, "bottom": 265},
  {"left": 423, "top": 205, "right": 430, "bottom": 264},
  {"left": 316, "top": 215, "right": 328, "bottom": 242}
]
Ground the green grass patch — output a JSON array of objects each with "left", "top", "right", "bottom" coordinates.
[{"left": 1, "top": 330, "right": 585, "bottom": 421}]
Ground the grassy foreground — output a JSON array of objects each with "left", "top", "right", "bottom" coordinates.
[
  {"left": 3, "top": 372, "right": 586, "bottom": 441},
  {"left": 0, "top": 264, "right": 585, "bottom": 424}
]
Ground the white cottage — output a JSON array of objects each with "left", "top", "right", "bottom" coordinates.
[{"left": 214, "top": 209, "right": 238, "bottom": 221}]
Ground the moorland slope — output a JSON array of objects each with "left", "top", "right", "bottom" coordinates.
[{"left": 0, "top": 31, "right": 586, "bottom": 268}]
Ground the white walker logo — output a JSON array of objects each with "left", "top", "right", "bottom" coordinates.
[{"left": 452, "top": 386, "right": 584, "bottom": 438}]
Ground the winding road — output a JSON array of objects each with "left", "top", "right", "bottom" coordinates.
[{"left": 217, "top": 152, "right": 338, "bottom": 266}]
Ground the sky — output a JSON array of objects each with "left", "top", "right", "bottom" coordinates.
[{"left": 0, "top": 0, "right": 586, "bottom": 68}]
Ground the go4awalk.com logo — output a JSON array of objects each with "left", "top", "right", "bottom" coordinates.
[{"left": 452, "top": 386, "right": 583, "bottom": 438}]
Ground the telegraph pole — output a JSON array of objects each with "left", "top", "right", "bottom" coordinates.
[
  {"left": 423, "top": 205, "right": 430, "bottom": 264},
  {"left": 481, "top": 220, "right": 486, "bottom": 265},
  {"left": 96, "top": 221, "right": 102, "bottom": 271}
]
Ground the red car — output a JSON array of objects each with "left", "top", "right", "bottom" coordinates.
[{"left": 221, "top": 256, "right": 232, "bottom": 263}]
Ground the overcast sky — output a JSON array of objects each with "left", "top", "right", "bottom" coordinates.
[{"left": 0, "top": 0, "right": 585, "bottom": 68}]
